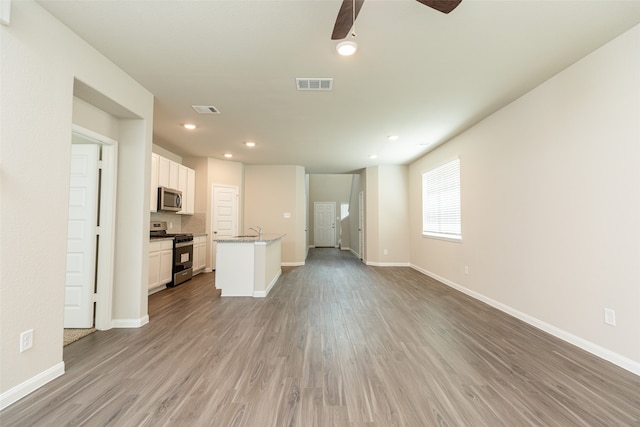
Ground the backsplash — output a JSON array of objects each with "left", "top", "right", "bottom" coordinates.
[
  {"left": 150, "top": 211, "right": 207, "bottom": 235},
  {"left": 181, "top": 212, "right": 206, "bottom": 234},
  {"left": 150, "top": 211, "right": 182, "bottom": 232}
]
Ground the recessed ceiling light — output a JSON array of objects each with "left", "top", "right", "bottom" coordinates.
[
  {"left": 244, "top": 141, "right": 256, "bottom": 147},
  {"left": 388, "top": 135, "right": 399, "bottom": 141},
  {"left": 369, "top": 154, "right": 378, "bottom": 159},
  {"left": 224, "top": 153, "right": 233, "bottom": 158},
  {"left": 183, "top": 123, "right": 197, "bottom": 130},
  {"left": 336, "top": 41, "right": 357, "bottom": 56}
]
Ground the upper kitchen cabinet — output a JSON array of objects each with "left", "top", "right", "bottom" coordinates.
[
  {"left": 151, "top": 153, "right": 196, "bottom": 215},
  {"left": 150, "top": 153, "right": 159, "bottom": 212},
  {"left": 177, "top": 164, "right": 195, "bottom": 215},
  {"left": 157, "top": 156, "right": 171, "bottom": 188}
]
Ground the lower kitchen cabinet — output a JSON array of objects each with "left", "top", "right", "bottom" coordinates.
[
  {"left": 193, "top": 235, "right": 207, "bottom": 275},
  {"left": 149, "top": 239, "right": 173, "bottom": 293}
]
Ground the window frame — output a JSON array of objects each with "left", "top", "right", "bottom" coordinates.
[{"left": 421, "top": 157, "right": 462, "bottom": 242}]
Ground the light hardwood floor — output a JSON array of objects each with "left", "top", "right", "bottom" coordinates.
[{"left": 2, "top": 248, "right": 639, "bottom": 426}]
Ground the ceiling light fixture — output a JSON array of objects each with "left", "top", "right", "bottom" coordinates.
[
  {"left": 388, "top": 135, "right": 399, "bottom": 141},
  {"left": 369, "top": 154, "right": 378, "bottom": 159},
  {"left": 244, "top": 141, "right": 256, "bottom": 147},
  {"left": 224, "top": 153, "right": 233, "bottom": 158},
  {"left": 336, "top": 41, "right": 357, "bottom": 56},
  {"left": 183, "top": 123, "right": 197, "bottom": 130}
]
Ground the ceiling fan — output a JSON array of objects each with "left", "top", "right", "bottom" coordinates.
[{"left": 331, "top": 0, "right": 463, "bottom": 40}]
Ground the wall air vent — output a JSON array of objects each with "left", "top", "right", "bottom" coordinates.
[
  {"left": 296, "top": 78, "right": 333, "bottom": 91},
  {"left": 192, "top": 105, "right": 221, "bottom": 114}
]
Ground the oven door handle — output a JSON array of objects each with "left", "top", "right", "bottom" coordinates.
[{"left": 175, "top": 241, "right": 194, "bottom": 248}]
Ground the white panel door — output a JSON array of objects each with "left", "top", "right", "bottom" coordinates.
[
  {"left": 65, "top": 144, "right": 99, "bottom": 328},
  {"left": 314, "top": 202, "right": 336, "bottom": 248},
  {"left": 211, "top": 185, "right": 239, "bottom": 269}
]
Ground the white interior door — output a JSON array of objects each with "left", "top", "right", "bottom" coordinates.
[
  {"left": 358, "top": 191, "right": 364, "bottom": 261},
  {"left": 65, "top": 143, "right": 100, "bottom": 328},
  {"left": 314, "top": 202, "right": 336, "bottom": 248},
  {"left": 211, "top": 185, "right": 239, "bottom": 269}
]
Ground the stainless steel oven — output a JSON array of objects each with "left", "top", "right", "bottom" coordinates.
[
  {"left": 172, "top": 235, "right": 193, "bottom": 286},
  {"left": 150, "top": 221, "right": 194, "bottom": 287}
]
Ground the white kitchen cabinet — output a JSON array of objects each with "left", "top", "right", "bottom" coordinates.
[
  {"left": 169, "top": 161, "right": 179, "bottom": 190},
  {"left": 193, "top": 235, "right": 207, "bottom": 274},
  {"left": 148, "top": 250, "right": 161, "bottom": 289},
  {"left": 149, "top": 239, "right": 174, "bottom": 293},
  {"left": 177, "top": 165, "right": 195, "bottom": 215},
  {"left": 153, "top": 153, "right": 196, "bottom": 214},
  {"left": 186, "top": 168, "right": 195, "bottom": 214},
  {"left": 150, "top": 153, "right": 159, "bottom": 212},
  {"left": 157, "top": 156, "right": 171, "bottom": 188}
]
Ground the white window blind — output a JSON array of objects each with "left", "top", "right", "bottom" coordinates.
[{"left": 422, "top": 158, "right": 461, "bottom": 240}]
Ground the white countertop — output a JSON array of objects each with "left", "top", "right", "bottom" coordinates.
[
  {"left": 214, "top": 234, "right": 284, "bottom": 244},
  {"left": 149, "top": 237, "right": 174, "bottom": 242}
]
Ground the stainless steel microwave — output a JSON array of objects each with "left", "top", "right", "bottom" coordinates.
[{"left": 158, "top": 186, "right": 182, "bottom": 212}]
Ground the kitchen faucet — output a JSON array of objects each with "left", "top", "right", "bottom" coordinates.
[{"left": 249, "top": 226, "right": 263, "bottom": 240}]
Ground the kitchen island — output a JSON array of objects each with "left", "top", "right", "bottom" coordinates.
[{"left": 214, "top": 234, "right": 284, "bottom": 297}]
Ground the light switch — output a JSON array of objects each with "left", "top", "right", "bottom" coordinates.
[{"left": 283, "top": 212, "right": 291, "bottom": 219}]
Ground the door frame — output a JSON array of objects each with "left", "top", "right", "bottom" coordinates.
[
  {"left": 314, "top": 201, "right": 336, "bottom": 248},
  {"left": 71, "top": 124, "right": 117, "bottom": 330},
  {"left": 210, "top": 184, "right": 239, "bottom": 270}
]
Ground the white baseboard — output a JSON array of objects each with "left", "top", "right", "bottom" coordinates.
[
  {"left": 410, "top": 264, "right": 640, "bottom": 377},
  {"left": 281, "top": 261, "right": 305, "bottom": 267},
  {"left": 340, "top": 246, "right": 350, "bottom": 251},
  {"left": 253, "top": 270, "right": 282, "bottom": 298},
  {"left": 366, "top": 261, "right": 411, "bottom": 267},
  {"left": 111, "top": 315, "right": 149, "bottom": 328},
  {"left": 0, "top": 361, "right": 65, "bottom": 411}
]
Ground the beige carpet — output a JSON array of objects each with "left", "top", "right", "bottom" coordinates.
[{"left": 63, "top": 328, "right": 96, "bottom": 346}]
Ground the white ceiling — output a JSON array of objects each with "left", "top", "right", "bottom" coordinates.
[{"left": 38, "top": 0, "right": 640, "bottom": 173}]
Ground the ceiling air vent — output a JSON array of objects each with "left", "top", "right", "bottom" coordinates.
[
  {"left": 296, "top": 78, "right": 333, "bottom": 91},
  {"left": 192, "top": 105, "right": 220, "bottom": 114}
]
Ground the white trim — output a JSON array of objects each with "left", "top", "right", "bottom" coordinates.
[
  {"left": 253, "top": 271, "right": 282, "bottom": 297},
  {"left": 349, "top": 248, "right": 360, "bottom": 259},
  {"left": 421, "top": 232, "right": 462, "bottom": 243},
  {"left": 0, "top": 362, "right": 65, "bottom": 411},
  {"left": 71, "top": 125, "right": 118, "bottom": 331},
  {"left": 365, "top": 261, "right": 411, "bottom": 267},
  {"left": 72, "top": 124, "right": 117, "bottom": 146},
  {"left": 111, "top": 315, "right": 149, "bottom": 328},
  {"left": 340, "top": 246, "right": 351, "bottom": 251},
  {"left": 410, "top": 264, "right": 640, "bottom": 377},
  {"left": 281, "top": 261, "right": 305, "bottom": 267}
]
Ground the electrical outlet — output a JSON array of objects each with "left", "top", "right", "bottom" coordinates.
[
  {"left": 20, "top": 329, "right": 33, "bottom": 352},
  {"left": 464, "top": 265, "right": 469, "bottom": 275},
  {"left": 383, "top": 249, "right": 388, "bottom": 255},
  {"left": 604, "top": 308, "right": 616, "bottom": 326}
]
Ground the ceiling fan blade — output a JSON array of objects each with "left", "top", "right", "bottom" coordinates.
[
  {"left": 331, "top": 0, "right": 365, "bottom": 40},
  {"left": 415, "top": 0, "right": 463, "bottom": 14}
]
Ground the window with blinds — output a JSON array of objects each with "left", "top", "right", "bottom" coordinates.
[{"left": 422, "top": 158, "right": 461, "bottom": 240}]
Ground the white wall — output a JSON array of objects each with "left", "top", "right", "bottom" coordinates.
[
  {"left": 0, "top": 1, "right": 153, "bottom": 407},
  {"left": 348, "top": 173, "right": 362, "bottom": 256},
  {"left": 409, "top": 24, "right": 640, "bottom": 373},
  {"left": 244, "top": 165, "right": 306, "bottom": 265},
  {"left": 365, "top": 165, "right": 411, "bottom": 266}
]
